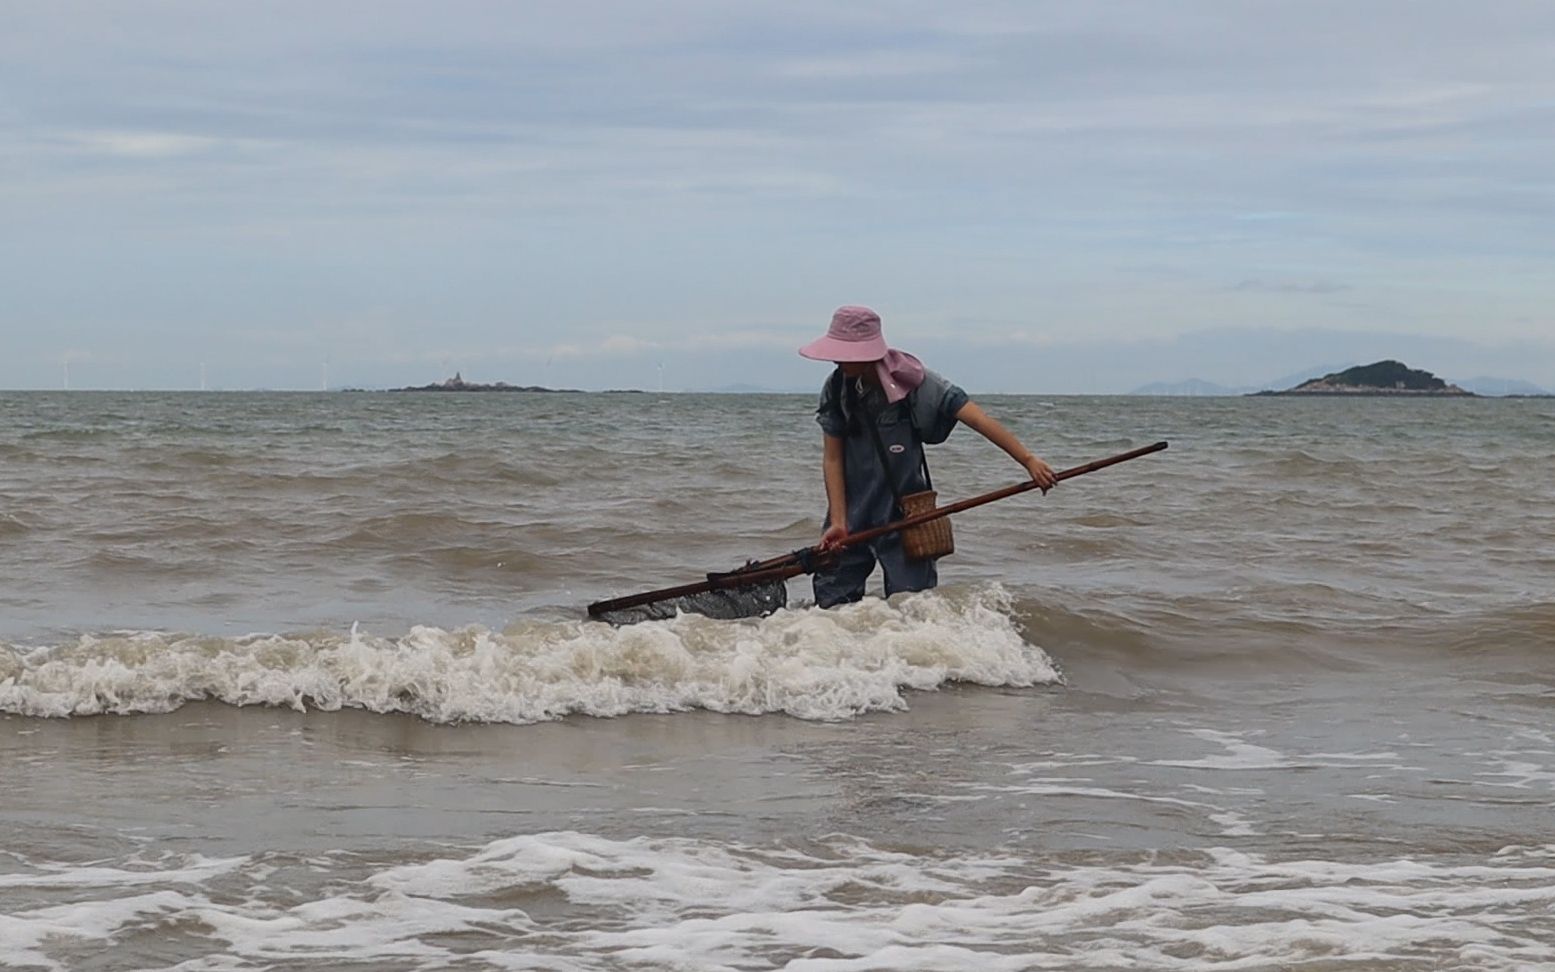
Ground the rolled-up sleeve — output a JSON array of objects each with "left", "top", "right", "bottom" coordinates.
[
  {"left": 816, "top": 373, "right": 847, "bottom": 437},
  {"left": 912, "top": 370, "right": 968, "bottom": 443}
]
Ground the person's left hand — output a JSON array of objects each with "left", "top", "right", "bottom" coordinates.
[{"left": 1023, "top": 454, "right": 1057, "bottom": 492}]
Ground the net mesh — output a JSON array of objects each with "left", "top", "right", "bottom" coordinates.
[{"left": 590, "top": 577, "right": 789, "bottom": 625}]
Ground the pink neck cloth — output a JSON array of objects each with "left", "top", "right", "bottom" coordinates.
[{"left": 876, "top": 349, "right": 925, "bottom": 404}]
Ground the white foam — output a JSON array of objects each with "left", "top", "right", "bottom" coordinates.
[
  {"left": 2, "top": 890, "right": 210, "bottom": 971},
  {"left": 0, "top": 586, "right": 1058, "bottom": 724},
  {"left": 1153, "top": 729, "right": 1415, "bottom": 773},
  {"left": 1152, "top": 728, "right": 1292, "bottom": 770},
  {"left": 8, "top": 833, "right": 1555, "bottom": 971},
  {"left": 0, "top": 855, "right": 243, "bottom": 889},
  {"left": 954, "top": 777, "right": 1265, "bottom": 837},
  {"left": 1476, "top": 756, "right": 1555, "bottom": 790}
]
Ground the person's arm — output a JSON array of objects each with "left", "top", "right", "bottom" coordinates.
[
  {"left": 954, "top": 401, "right": 1057, "bottom": 490},
  {"left": 819, "top": 433, "right": 848, "bottom": 548}
]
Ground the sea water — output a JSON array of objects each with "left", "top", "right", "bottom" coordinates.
[{"left": 2, "top": 391, "right": 1552, "bottom": 969}]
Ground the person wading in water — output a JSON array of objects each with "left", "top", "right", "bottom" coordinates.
[{"left": 800, "top": 305, "right": 1058, "bottom": 608}]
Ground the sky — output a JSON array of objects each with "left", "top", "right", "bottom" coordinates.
[{"left": 2, "top": 1, "right": 1552, "bottom": 392}]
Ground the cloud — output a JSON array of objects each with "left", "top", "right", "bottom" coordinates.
[
  {"left": 772, "top": 50, "right": 969, "bottom": 81},
  {"left": 527, "top": 329, "right": 804, "bottom": 361},
  {"left": 1229, "top": 280, "right": 1353, "bottom": 295},
  {"left": 546, "top": 335, "right": 661, "bottom": 359},
  {"left": 2, "top": 2, "right": 1554, "bottom": 389},
  {"left": 65, "top": 131, "right": 230, "bottom": 159}
]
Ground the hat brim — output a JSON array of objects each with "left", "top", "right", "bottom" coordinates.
[{"left": 798, "top": 333, "right": 888, "bottom": 363}]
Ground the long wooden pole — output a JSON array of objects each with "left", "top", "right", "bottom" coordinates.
[{"left": 586, "top": 441, "right": 1167, "bottom": 618}]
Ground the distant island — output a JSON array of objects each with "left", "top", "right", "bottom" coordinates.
[
  {"left": 1254, "top": 360, "right": 1473, "bottom": 397},
  {"left": 391, "top": 373, "right": 584, "bottom": 393}
]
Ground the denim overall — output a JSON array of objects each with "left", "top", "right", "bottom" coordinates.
[{"left": 813, "top": 372, "right": 938, "bottom": 607}]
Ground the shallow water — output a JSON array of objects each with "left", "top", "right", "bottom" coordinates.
[{"left": 2, "top": 391, "right": 1552, "bottom": 969}]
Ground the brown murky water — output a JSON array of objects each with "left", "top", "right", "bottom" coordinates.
[{"left": 3, "top": 391, "right": 1552, "bottom": 969}]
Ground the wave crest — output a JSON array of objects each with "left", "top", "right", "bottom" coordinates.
[{"left": 0, "top": 587, "right": 1057, "bottom": 724}]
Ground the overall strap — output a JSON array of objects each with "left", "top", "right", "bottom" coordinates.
[
  {"left": 845, "top": 373, "right": 934, "bottom": 514},
  {"left": 902, "top": 397, "right": 934, "bottom": 492}
]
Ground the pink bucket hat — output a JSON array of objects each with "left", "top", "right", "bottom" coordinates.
[
  {"left": 799, "top": 305, "right": 925, "bottom": 403},
  {"left": 799, "top": 305, "right": 889, "bottom": 362}
]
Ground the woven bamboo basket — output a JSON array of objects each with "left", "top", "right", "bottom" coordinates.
[{"left": 899, "top": 490, "right": 954, "bottom": 561}]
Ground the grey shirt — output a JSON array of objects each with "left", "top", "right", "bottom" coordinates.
[{"left": 816, "top": 368, "right": 968, "bottom": 442}]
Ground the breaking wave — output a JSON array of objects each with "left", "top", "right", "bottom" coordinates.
[
  {"left": 6, "top": 832, "right": 1553, "bottom": 971},
  {"left": 0, "top": 587, "right": 1057, "bottom": 724}
]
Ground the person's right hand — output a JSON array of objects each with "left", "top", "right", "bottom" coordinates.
[{"left": 819, "top": 522, "right": 848, "bottom": 551}]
